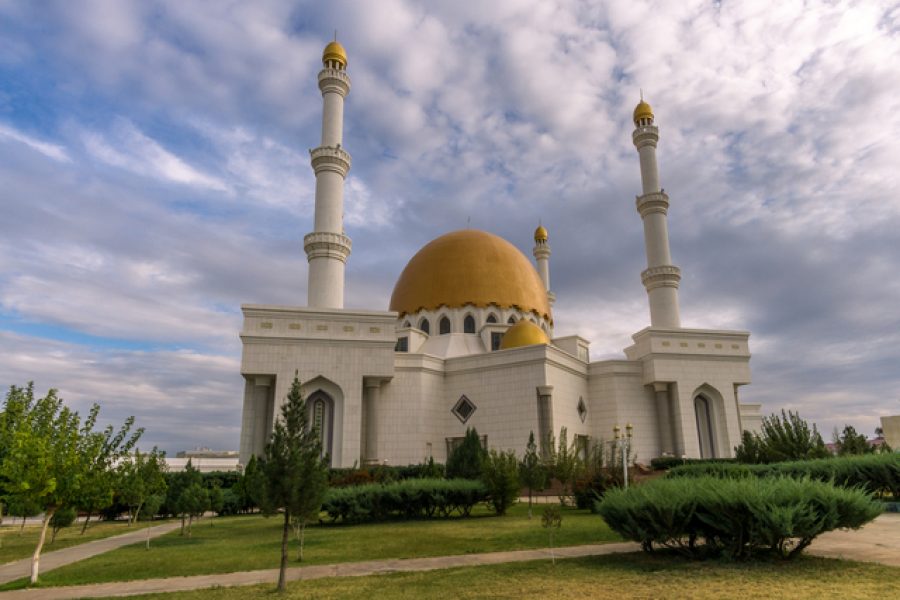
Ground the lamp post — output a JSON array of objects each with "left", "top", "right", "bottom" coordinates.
[{"left": 614, "top": 424, "right": 634, "bottom": 489}]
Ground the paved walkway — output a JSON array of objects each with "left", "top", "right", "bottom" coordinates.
[
  {"left": 0, "top": 542, "right": 642, "bottom": 599},
  {"left": 808, "top": 513, "right": 900, "bottom": 566},
  {"left": 0, "top": 513, "right": 896, "bottom": 599},
  {"left": 0, "top": 521, "right": 182, "bottom": 585}
]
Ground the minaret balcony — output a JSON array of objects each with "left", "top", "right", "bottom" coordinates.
[
  {"left": 318, "top": 68, "right": 351, "bottom": 96},
  {"left": 636, "top": 191, "right": 669, "bottom": 217},
  {"left": 310, "top": 146, "right": 352, "bottom": 177},
  {"left": 304, "top": 231, "right": 352, "bottom": 263},
  {"left": 632, "top": 125, "right": 659, "bottom": 149},
  {"left": 641, "top": 265, "right": 681, "bottom": 290}
]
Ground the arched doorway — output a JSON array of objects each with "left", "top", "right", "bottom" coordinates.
[
  {"left": 694, "top": 395, "right": 716, "bottom": 458},
  {"left": 308, "top": 390, "right": 335, "bottom": 465}
]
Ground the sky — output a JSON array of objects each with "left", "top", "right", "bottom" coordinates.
[{"left": 1, "top": 0, "right": 899, "bottom": 454}]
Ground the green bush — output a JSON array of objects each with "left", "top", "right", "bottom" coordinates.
[
  {"left": 649, "top": 456, "right": 737, "bottom": 471},
  {"left": 666, "top": 453, "right": 900, "bottom": 498},
  {"left": 328, "top": 460, "right": 446, "bottom": 488},
  {"left": 597, "top": 476, "right": 881, "bottom": 560},
  {"left": 322, "top": 478, "right": 487, "bottom": 522},
  {"left": 446, "top": 427, "right": 487, "bottom": 480},
  {"left": 481, "top": 449, "right": 520, "bottom": 515},
  {"left": 735, "top": 410, "right": 829, "bottom": 463}
]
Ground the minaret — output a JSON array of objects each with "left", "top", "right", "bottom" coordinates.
[
  {"left": 533, "top": 224, "right": 555, "bottom": 306},
  {"left": 304, "top": 40, "right": 353, "bottom": 308},
  {"left": 632, "top": 97, "right": 681, "bottom": 328}
]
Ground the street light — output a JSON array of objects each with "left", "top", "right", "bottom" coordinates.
[{"left": 614, "top": 423, "right": 634, "bottom": 489}]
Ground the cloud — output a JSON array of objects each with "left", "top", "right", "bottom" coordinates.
[
  {"left": 0, "top": 122, "right": 71, "bottom": 162},
  {"left": 81, "top": 119, "right": 229, "bottom": 191}
]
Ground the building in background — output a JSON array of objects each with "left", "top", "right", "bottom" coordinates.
[{"left": 238, "top": 42, "right": 757, "bottom": 468}]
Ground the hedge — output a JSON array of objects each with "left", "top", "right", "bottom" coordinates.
[
  {"left": 597, "top": 476, "right": 881, "bottom": 560},
  {"left": 322, "top": 478, "right": 487, "bottom": 522},
  {"left": 666, "top": 453, "right": 900, "bottom": 498},
  {"left": 328, "top": 461, "right": 445, "bottom": 488},
  {"left": 649, "top": 456, "right": 737, "bottom": 471}
]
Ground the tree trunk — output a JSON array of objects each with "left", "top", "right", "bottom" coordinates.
[
  {"left": 146, "top": 522, "right": 151, "bottom": 550},
  {"left": 187, "top": 514, "right": 193, "bottom": 538},
  {"left": 20, "top": 516, "right": 27, "bottom": 534},
  {"left": 132, "top": 501, "right": 144, "bottom": 526},
  {"left": 278, "top": 510, "right": 290, "bottom": 592},
  {"left": 51, "top": 526, "right": 59, "bottom": 544},
  {"left": 297, "top": 521, "right": 306, "bottom": 562},
  {"left": 180, "top": 513, "right": 185, "bottom": 536},
  {"left": 31, "top": 508, "right": 54, "bottom": 584},
  {"left": 80, "top": 511, "right": 91, "bottom": 535}
]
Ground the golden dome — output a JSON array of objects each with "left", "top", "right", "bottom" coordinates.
[
  {"left": 389, "top": 230, "right": 552, "bottom": 321},
  {"left": 633, "top": 99, "right": 653, "bottom": 124},
  {"left": 500, "top": 319, "right": 550, "bottom": 350},
  {"left": 534, "top": 224, "right": 548, "bottom": 242},
  {"left": 323, "top": 41, "right": 347, "bottom": 67}
]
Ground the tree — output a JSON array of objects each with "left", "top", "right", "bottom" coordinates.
[
  {"left": 446, "top": 427, "right": 486, "bottom": 480},
  {"left": 833, "top": 425, "right": 873, "bottom": 456},
  {"left": 49, "top": 506, "right": 77, "bottom": 544},
  {"left": 733, "top": 410, "right": 829, "bottom": 464},
  {"left": 119, "top": 448, "right": 168, "bottom": 526},
  {"left": 237, "top": 454, "right": 265, "bottom": 513},
  {"left": 172, "top": 460, "right": 203, "bottom": 535},
  {"left": 541, "top": 505, "right": 562, "bottom": 565},
  {"left": 481, "top": 449, "right": 520, "bottom": 515},
  {"left": 0, "top": 384, "right": 141, "bottom": 583},
  {"left": 208, "top": 484, "right": 225, "bottom": 520},
  {"left": 260, "top": 375, "right": 329, "bottom": 592},
  {"left": 75, "top": 409, "right": 143, "bottom": 533},
  {"left": 553, "top": 427, "right": 579, "bottom": 505},
  {"left": 519, "top": 431, "right": 546, "bottom": 518},
  {"left": 179, "top": 483, "right": 209, "bottom": 537}
]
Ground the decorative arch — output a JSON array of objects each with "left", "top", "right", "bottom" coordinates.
[
  {"left": 419, "top": 317, "right": 430, "bottom": 335},
  {"left": 402, "top": 320, "right": 411, "bottom": 328},
  {"left": 486, "top": 313, "right": 498, "bottom": 324},
  {"left": 463, "top": 314, "right": 476, "bottom": 333},
  {"left": 301, "top": 376, "right": 344, "bottom": 467},
  {"left": 691, "top": 383, "right": 725, "bottom": 459},
  {"left": 507, "top": 315, "right": 517, "bottom": 324},
  {"left": 439, "top": 315, "right": 451, "bottom": 334}
]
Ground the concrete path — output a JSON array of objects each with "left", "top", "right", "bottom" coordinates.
[
  {"left": 808, "top": 513, "right": 900, "bottom": 566},
  {"left": 0, "top": 521, "right": 182, "bottom": 585},
  {"left": 0, "top": 542, "right": 641, "bottom": 599}
]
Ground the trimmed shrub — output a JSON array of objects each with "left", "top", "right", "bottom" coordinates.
[
  {"left": 322, "top": 478, "right": 487, "bottom": 522},
  {"left": 328, "top": 461, "right": 446, "bottom": 488},
  {"left": 667, "top": 453, "right": 900, "bottom": 498},
  {"left": 597, "top": 476, "right": 881, "bottom": 560},
  {"left": 649, "top": 456, "right": 737, "bottom": 471},
  {"left": 447, "top": 428, "right": 487, "bottom": 480}
]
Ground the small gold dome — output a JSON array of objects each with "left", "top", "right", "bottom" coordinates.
[
  {"left": 323, "top": 41, "right": 347, "bottom": 67},
  {"left": 633, "top": 99, "right": 653, "bottom": 125},
  {"left": 500, "top": 320, "right": 550, "bottom": 350},
  {"left": 534, "top": 224, "right": 548, "bottom": 242},
  {"left": 389, "top": 230, "right": 552, "bottom": 321}
]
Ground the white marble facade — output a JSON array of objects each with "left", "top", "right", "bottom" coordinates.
[{"left": 238, "top": 43, "right": 755, "bottom": 468}]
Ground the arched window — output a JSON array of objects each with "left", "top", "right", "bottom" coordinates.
[
  {"left": 419, "top": 318, "right": 430, "bottom": 335},
  {"left": 486, "top": 313, "right": 498, "bottom": 324},
  {"left": 439, "top": 316, "right": 451, "bottom": 334},
  {"left": 308, "top": 391, "right": 335, "bottom": 465},
  {"left": 402, "top": 320, "right": 410, "bottom": 328},
  {"left": 463, "top": 315, "right": 476, "bottom": 333},
  {"left": 507, "top": 316, "right": 517, "bottom": 324}
]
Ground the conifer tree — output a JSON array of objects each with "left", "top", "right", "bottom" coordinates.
[
  {"left": 260, "top": 374, "right": 329, "bottom": 592},
  {"left": 519, "top": 431, "right": 545, "bottom": 518}
]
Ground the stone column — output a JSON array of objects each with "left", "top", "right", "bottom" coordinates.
[
  {"left": 536, "top": 385, "right": 554, "bottom": 457},
  {"left": 653, "top": 382, "right": 675, "bottom": 456},
  {"left": 363, "top": 379, "right": 380, "bottom": 465},
  {"left": 252, "top": 377, "right": 273, "bottom": 458}
]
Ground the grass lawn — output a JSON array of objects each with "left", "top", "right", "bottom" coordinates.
[
  {"left": 3, "top": 503, "right": 619, "bottom": 588},
  {"left": 0, "top": 519, "right": 161, "bottom": 564},
  {"left": 102, "top": 553, "right": 900, "bottom": 599}
]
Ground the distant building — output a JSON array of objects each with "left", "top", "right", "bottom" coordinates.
[
  {"left": 880, "top": 415, "right": 900, "bottom": 449},
  {"left": 167, "top": 447, "right": 240, "bottom": 472}
]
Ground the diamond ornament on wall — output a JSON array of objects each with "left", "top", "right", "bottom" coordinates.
[
  {"left": 452, "top": 395, "right": 477, "bottom": 424},
  {"left": 577, "top": 397, "right": 587, "bottom": 423}
]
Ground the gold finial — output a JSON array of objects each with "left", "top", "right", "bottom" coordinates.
[{"left": 534, "top": 222, "right": 548, "bottom": 242}]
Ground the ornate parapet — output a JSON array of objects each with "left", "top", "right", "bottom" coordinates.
[
  {"left": 636, "top": 191, "right": 669, "bottom": 217},
  {"left": 310, "top": 146, "right": 352, "bottom": 177},
  {"left": 641, "top": 265, "right": 681, "bottom": 290},
  {"left": 318, "top": 68, "right": 351, "bottom": 96},
  {"left": 632, "top": 125, "right": 659, "bottom": 149},
  {"left": 532, "top": 245, "right": 551, "bottom": 260},
  {"left": 304, "top": 231, "right": 352, "bottom": 263}
]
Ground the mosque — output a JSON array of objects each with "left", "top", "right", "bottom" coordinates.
[{"left": 238, "top": 41, "right": 757, "bottom": 468}]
